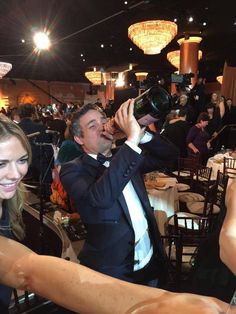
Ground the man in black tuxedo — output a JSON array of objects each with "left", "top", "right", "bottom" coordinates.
[
  {"left": 60, "top": 100, "right": 179, "bottom": 287},
  {"left": 18, "top": 103, "right": 53, "bottom": 185}
]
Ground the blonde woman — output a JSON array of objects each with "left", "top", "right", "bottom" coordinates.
[
  {"left": 0, "top": 114, "right": 31, "bottom": 312},
  {"left": 208, "top": 92, "right": 225, "bottom": 119}
]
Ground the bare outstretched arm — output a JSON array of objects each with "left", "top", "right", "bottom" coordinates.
[
  {"left": 219, "top": 178, "right": 236, "bottom": 275},
  {"left": 0, "top": 236, "right": 228, "bottom": 314}
]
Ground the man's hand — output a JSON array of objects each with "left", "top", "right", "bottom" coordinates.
[
  {"left": 115, "top": 99, "right": 145, "bottom": 145},
  {"left": 102, "top": 117, "right": 115, "bottom": 141}
]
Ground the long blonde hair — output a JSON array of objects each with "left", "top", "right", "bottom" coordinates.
[{"left": 0, "top": 115, "right": 32, "bottom": 240}]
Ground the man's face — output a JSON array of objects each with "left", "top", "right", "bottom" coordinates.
[
  {"left": 207, "top": 107, "right": 214, "bottom": 115},
  {"left": 200, "top": 120, "right": 208, "bottom": 128},
  {"left": 180, "top": 96, "right": 187, "bottom": 106},
  {"left": 74, "top": 109, "right": 113, "bottom": 155}
]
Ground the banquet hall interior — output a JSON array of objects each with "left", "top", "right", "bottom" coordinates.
[{"left": 0, "top": 0, "right": 236, "bottom": 313}]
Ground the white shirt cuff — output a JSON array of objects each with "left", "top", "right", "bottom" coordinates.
[
  {"left": 140, "top": 131, "right": 153, "bottom": 144},
  {"left": 125, "top": 140, "right": 142, "bottom": 154},
  {"left": 125, "top": 132, "right": 153, "bottom": 154}
]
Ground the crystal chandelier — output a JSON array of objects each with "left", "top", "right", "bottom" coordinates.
[
  {"left": 128, "top": 20, "right": 177, "bottom": 55},
  {"left": 167, "top": 50, "right": 202, "bottom": 69},
  {"left": 0, "top": 62, "right": 12, "bottom": 79},
  {"left": 85, "top": 68, "right": 102, "bottom": 85},
  {"left": 216, "top": 75, "right": 223, "bottom": 84}
]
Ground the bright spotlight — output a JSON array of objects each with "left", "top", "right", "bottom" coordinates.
[{"left": 33, "top": 31, "right": 51, "bottom": 50}]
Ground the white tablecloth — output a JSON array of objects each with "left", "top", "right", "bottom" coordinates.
[
  {"left": 207, "top": 156, "right": 224, "bottom": 180},
  {"left": 147, "top": 177, "right": 179, "bottom": 235},
  {"left": 207, "top": 152, "right": 235, "bottom": 180}
]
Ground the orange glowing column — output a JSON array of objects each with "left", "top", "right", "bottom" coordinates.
[{"left": 177, "top": 36, "right": 202, "bottom": 87}]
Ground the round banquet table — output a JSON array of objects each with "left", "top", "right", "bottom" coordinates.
[{"left": 146, "top": 176, "right": 179, "bottom": 235}]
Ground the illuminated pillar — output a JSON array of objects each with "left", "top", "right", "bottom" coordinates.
[
  {"left": 105, "top": 80, "right": 115, "bottom": 101},
  {"left": 177, "top": 36, "right": 202, "bottom": 87}
]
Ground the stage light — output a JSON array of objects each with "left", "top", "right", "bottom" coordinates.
[{"left": 33, "top": 31, "right": 51, "bottom": 50}]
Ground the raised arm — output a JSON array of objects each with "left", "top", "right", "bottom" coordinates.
[{"left": 219, "top": 178, "right": 236, "bottom": 275}]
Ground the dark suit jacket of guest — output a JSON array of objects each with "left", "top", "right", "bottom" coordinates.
[
  {"left": 19, "top": 118, "right": 53, "bottom": 182},
  {"left": 60, "top": 134, "right": 179, "bottom": 282}
]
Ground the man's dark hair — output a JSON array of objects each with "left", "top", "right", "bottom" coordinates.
[
  {"left": 197, "top": 112, "right": 209, "bottom": 123},
  {"left": 19, "top": 103, "right": 35, "bottom": 118},
  {"left": 206, "top": 103, "right": 215, "bottom": 110},
  {"left": 178, "top": 108, "right": 187, "bottom": 117},
  {"left": 71, "top": 103, "right": 105, "bottom": 136}
]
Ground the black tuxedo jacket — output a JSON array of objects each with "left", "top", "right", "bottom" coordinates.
[{"left": 60, "top": 134, "right": 179, "bottom": 282}]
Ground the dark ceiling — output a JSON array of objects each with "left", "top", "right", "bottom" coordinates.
[{"left": 0, "top": 0, "right": 235, "bottom": 84}]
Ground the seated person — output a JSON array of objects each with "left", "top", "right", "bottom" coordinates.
[{"left": 50, "top": 124, "right": 83, "bottom": 211}]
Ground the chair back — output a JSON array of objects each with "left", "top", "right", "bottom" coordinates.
[
  {"left": 201, "top": 170, "right": 229, "bottom": 216},
  {"left": 171, "top": 214, "right": 215, "bottom": 283},
  {"left": 194, "top": 166, "right": 212, "bottom": 194},
  {"left": 173, "top": 214, "right": 214, "bottom": 244},
  {"left": 223, "top": 157, "right": 236, "bottom": 179},
  {"left": 175, "top": 156, "right": 200, "bottom": 184},
  {"left": 161, "top": 235, "right": 181, "bottom": 289}
]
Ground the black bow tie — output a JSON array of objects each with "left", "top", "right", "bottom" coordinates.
[{"left": 97, "top": 153, "right": 112, "bottom": 164}]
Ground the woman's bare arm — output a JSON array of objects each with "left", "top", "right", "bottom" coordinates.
[
  {"left": 219, "top": 178, "right": 236, "bottom": 275},
  {"left": 0, "top": 236, "right": 228, "bottom": 314}
]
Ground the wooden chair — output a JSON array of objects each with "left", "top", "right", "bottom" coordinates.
[
  {"left": 186, "top": 170, "right": 229, "bottom": 217},
  {"left": 173, "top": 156, "right": 200, "bottom": 192},
  {"left": 169, "top": 214, "right": 215, "bottom": 282},
  {"left": 223, "top": 157, "right": 236, "bottom": 179},
  {"left": 178, "top": 166, "right": 212, "bottom": 206},
  {"left": 161, "top": 235, "right": 182, "bottom": 289}
]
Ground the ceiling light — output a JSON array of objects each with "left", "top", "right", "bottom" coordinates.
[
  {"left": 128, "top": 20, "right": 177, "bottom": 54},
  {"left": 100, "top": 44, "right": 104, "bottom": 48},
  {"left": 80, "top": 53, "right": 84, "bottom": 57},
  {"left": 216, "top": 75, "right": 223, "bottom": 84},
  {"left": 21, "top": 39, "right": 25, "bottom": 43},
  {"left": 85, "top": 68, "right": 102, "bottom": 85},
  {"left": 167, "top": 49, "right": 202, "bottom": 69},
  {"left": 124, "top": 1, "right": 128, "bottom": 4},
  {"left": 174, "top": 18, "right": 177, "bottom": 22},
  {"left": 33, "top": 31, "right": 51, "bottom": 50},
  {"left": 135, "top": 72, "right": 148, "bottom": 81},
  {"left": 188, "top": 17, "right": 194, "bottom": 23},
  {"left": 177, "top": 36, "right": 202, "bottom": 45},
  {"left": 129, "top": 47, "right": 133, "bottom": 51},
  {"left": 202, "top": 22, "right": 207, "bottom": 26},
  {"left": 0, "top": 62, "right": 12, "bottom": 79},
  {"left": 115, "top": 72, "right": 125, "bottom": 87}
]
